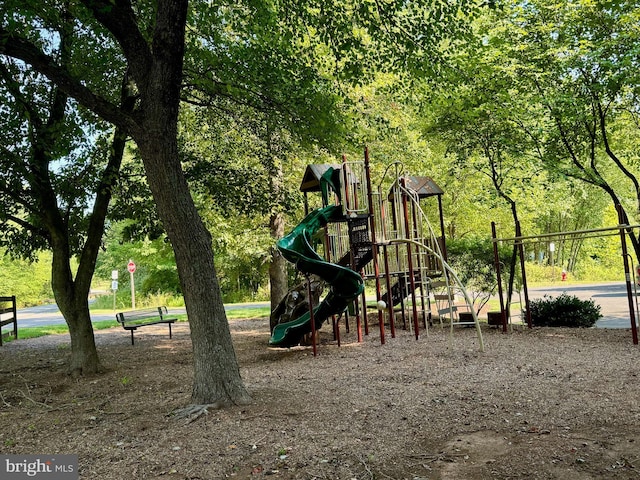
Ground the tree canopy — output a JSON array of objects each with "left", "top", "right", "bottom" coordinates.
[{"left": 1, "top": 0, "right": 487, "bottom": 409}]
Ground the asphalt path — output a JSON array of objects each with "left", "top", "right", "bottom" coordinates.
[{"left": 11, "top": 283, "right": 638, "bottom": 330}]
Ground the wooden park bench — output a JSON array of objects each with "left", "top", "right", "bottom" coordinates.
[
  {"left": 116, "top": 306, "right": 177, "bottom": 345},
  {"left": 0, "top": 295, "right": 17, "bottom": 346}
]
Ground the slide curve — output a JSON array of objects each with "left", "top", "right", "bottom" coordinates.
[{"left": 269, "top": 204, "right": 365, "bottom": 347}]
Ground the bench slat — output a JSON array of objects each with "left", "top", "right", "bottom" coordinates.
[
  {"left": 437, "top": 306, "right": 458, "bottom": 315},
  {"left": 122, "top": 318, "right": 177, "bottom": 328}
]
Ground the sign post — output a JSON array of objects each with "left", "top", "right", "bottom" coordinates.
[
  {"left": 127, "top": 260, "right": 136, "bottom": 309},
  {"left": 111, "top": 270, "right": 119, "bottom": 311}
]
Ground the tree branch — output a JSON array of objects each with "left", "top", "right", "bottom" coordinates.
[
  {"left": 2, "top": 213, "right": 49, "bottom": 239},
  {"left": 596, "top": 100, "right": 640, "bottom": 212},
  {"left": 79, "top": 0, "right": 153, "bottom": 85},
  {"left": 0, "top": 28, "right": 133, "bottom": 132},
  {"left": 76, "top": 73, "right": 137, "bottom": 289}
]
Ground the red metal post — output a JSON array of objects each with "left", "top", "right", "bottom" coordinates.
[
  {"left": 322, "top": 226, "right": 340, "bottom": 345},
  {"left": 364, "top": 147, "right": 385, "bottom": 344},
  {"left": 491, "top": 222, "right": 507, "bottom": 332},
  {"left": 515, "top": 222, "right": 532, "bottom": 328},
  {"left": 306, "top": 275, "right": 318, "bottom": 356},
  {"left": 342, "top": 154, "right": 350, "bottom": 211},
  {"left": 390, "top": 188, "right": 407, "bottom": 329},
  {"left": 410, "top": 194, "right": 428, "bottom": 328},
  {"left": 378, "top": 192, "right": 396, "bottom": 337},
  {"left": 343, "top": 155, "right": 363, "bottom": 341},
  {"left": 342, "top": 155, "right": 362, "bottom": 321},
  {"left": 437, "top": 195, "right": 448, "bottom": 262},
  {"left": 401, "top": 178, "right": 420, "bottom": 340},
  {"left": 359, "top": 274, "right": 367, "bottom": 342},
  {"left": 383, "top": 244, "right": 396, "bottom": 338}
]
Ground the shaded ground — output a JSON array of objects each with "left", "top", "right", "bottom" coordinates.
[{"left": 1, "top": 317, "right": 640, "bottom": 479}]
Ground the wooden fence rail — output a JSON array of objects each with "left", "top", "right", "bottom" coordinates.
[{"left": 0, "top": 295, "right": 17, "bottom": 346}]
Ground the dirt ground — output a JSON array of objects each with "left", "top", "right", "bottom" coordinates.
[{"left": 1, "top": 316, "right": 640, "bottom": 480}]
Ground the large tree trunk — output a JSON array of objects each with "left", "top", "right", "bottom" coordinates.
[
  {"left": 66, "top": 308, "right": 100, "bottom": 375},
  {"left": 49, "top": 234, "right": 101, "bottom": 375},
  {"left": 2, "top": 0, "right": 250, "bottom": 406},
  {"left": 86, "top": 0, "right": 250, "bottom": 407},
  {"left": 265, "top": 125, "right": 288, "bottom": 310},
  {"left": 0, "top": 0, "right": 251, "bottom": 406},
  {"left": 45, "top": 75, "right": 133, "bottom": 377},
  {"left": 269, "top": 213, "right": 288, "bottom": 310},
  {"left": 44, "top": 243, "right": 101, "bottom": 377},
  {"left": 136, "top": 132, "right": 250, "bottom": 406},
  {"left": 58, "top": 295, "right": 100, "bottom": 375},
  {"left": 124, "top": 0, "right": 249, "bottom": 407}
]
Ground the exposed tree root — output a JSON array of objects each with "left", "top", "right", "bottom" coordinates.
[{"left": 171, "top": 403, "right": 222, "bottom": 423}]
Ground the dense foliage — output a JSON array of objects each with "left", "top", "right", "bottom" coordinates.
[
  {"left": 0, "top": 251, "right": 53, "bottom": 306},
  {"left": 447, "top": 237, "right": 514, "bottom": 313},
  {"left": 529, "top": 294, "right": 602, "bottom": 328},
  {"left": 2, "top": 0, "right": 636, "bottom": 307}
]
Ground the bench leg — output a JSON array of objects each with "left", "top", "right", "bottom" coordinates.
[
  {"left": 169, "top": 322, "right": 172, "bottom": 339},
  {"left": 130, "top": 330, "right": 135, "bottom": 346}
]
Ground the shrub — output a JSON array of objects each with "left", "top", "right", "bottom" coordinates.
[
  {"left": 447, "top": 237, "right": 514, "bottom": 314},
  {"left": 529, "top": 293, "right": 602, "bottom": 328}
]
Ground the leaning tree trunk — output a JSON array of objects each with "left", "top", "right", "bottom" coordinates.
[
  {"left": 129, "top": 15, "right": 251, "bottom": 403},
  {"left": 499, "top": 196, "right": 520, "bottom": 322},
  {"left": 489, "top": 158, "right": 520, "bottom": 320},
  {"left": 597, "top": 183, "right": 640, "bottom": 266},
  {"left": 136, "top": 131, "right": 251, "bottom": 407},
  {"left": 46, "top": 76, "right": 132, "bottom": 377},
  {"left": 264, "top": 126, "right": 288, "bottom": 311},
  {"left": 96, "top": 0, "right": 249, "bottom": 407}
]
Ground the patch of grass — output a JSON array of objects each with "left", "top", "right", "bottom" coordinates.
[
  {"left": 226, "top": 307, "right": 269, "bottom": 319},
  {"left": 13, "top": 325, "right": 70, "bottom": 341},
  {"left": 8, "top": 320, "right": 120, "bottom": 342}
]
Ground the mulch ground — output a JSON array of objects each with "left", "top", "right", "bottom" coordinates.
[{"left": 2, "top": 317, "right": 640, "bottom": 479}]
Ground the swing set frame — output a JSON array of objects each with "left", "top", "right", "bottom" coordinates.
[{"left": 491, "top": 205, "right": 640, "bottom": 344}]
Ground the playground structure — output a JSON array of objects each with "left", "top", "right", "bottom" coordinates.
[{"left": 269, "top": 148, "right": 484, "bottom": 352}]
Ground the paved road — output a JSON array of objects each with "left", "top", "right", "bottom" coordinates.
[{"left": 14, "top": 302, "right": 270, "bottom": 328}]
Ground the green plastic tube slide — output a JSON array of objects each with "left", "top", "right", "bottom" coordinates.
[{"left": 269, "top": 205, "right": 364, "bottom": 347}]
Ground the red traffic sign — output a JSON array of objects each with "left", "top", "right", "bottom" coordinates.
[{"left": 127, "top": 261, "right": 136, "bottom": 273}]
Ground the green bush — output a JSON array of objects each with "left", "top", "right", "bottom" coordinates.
[{"left": 529, "top": 293, "right": 602, "bottom": 328}]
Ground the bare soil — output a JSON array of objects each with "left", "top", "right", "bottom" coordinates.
[{"left": 1, "top": 316, "right": 640, "bottom": 479}]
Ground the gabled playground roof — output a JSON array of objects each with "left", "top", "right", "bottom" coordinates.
[
  {"left": 388, "top": 176, "right": 444, "bottom": 199},
  {"left": 299, "top": 164, "right": 360, "bottom": 193}
]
